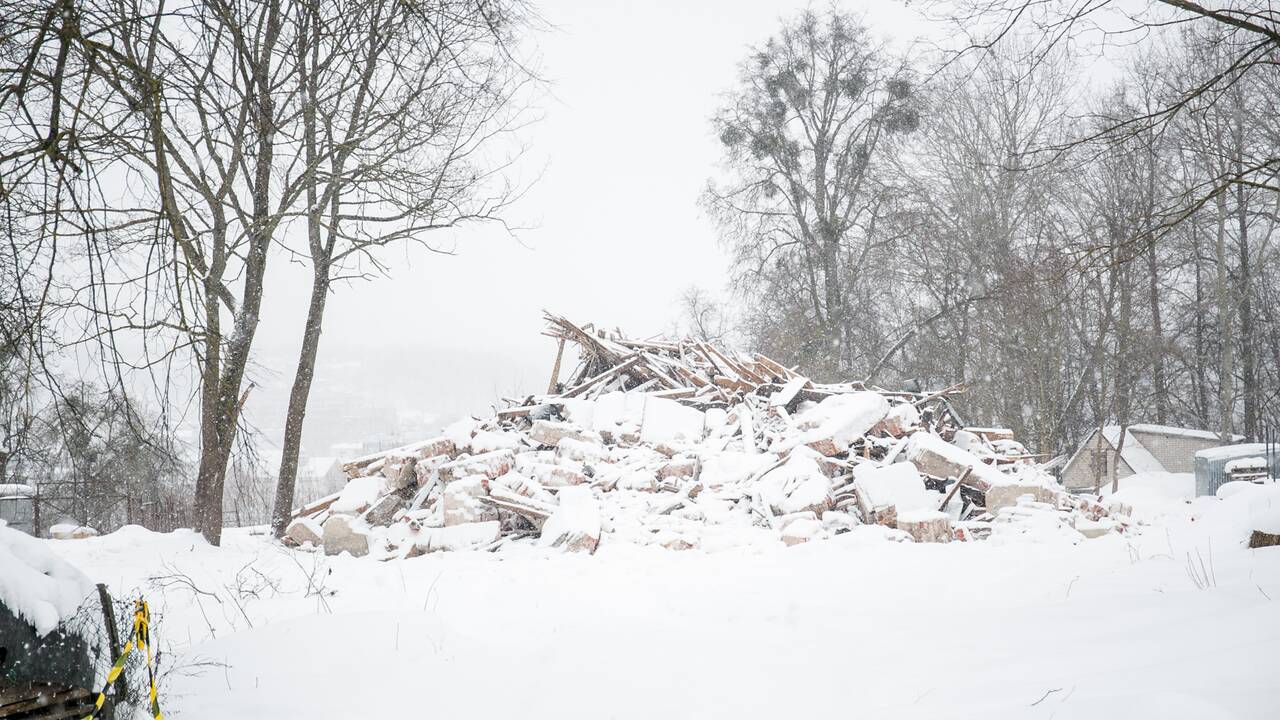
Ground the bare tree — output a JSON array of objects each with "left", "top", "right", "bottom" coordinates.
[
  {"left": 929, "top": 0, "right": 1280, "bottom": 207},
  {"left": 675, "top": 287, "right": 731, "bottom": 344},
  {"left": 268, "top": 0, "right": 535, "bottom": 537},
  {"left": 705, "top": 9, "right": 920, "bottom": 378}
]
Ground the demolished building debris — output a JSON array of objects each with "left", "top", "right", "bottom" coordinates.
[{"left": 288, "top": 313, "right": 1123, "bottom": 557}]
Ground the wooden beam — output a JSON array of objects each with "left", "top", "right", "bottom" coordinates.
[
  {"left": 559, "top": 354, "right": 641, "bottom": 398},
  {"left": 938, "top": 466, "right": 973, "bottom": 512},
  {"left": 547, "top": 337, "right": 566, "bottom": 394}
]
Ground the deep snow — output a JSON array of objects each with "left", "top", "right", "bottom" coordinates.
[
  {"left": 0, "top": 522, "right": 94, "bottom": 635},
  {"left": 38, "top": 484, "right": 1280, "bottom": 720}
]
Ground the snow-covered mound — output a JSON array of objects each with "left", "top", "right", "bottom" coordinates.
[{"left": 0, "top": 521, "right": 95, "bottom": 635}]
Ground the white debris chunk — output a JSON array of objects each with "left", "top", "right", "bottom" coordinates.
[
  {"left": 759, "top": 449, "right": 834, "bottom": 516},
  {"left": 415, "top": 521, "right": 501, "bottom": 553},
  {"left": 528, "top": 420, "right": 594, "bottom": 447},
  {"left": 790, "top": 391, "right": 890, "bottom": 454},
  {"left": 896, "top": 510, "right": 952, "bottom": 543},
  {"left": 331, "top": 476, "right": 383, "bottom": 515},
  {"left": 639, "top": 396, "right": 706, "bottom": 445},
  {"left": 442, "top": 476, "right": 498, "bottom": 526},
  {"left": 539, "top": 486, "right": 601, "bottom": 553},
  {"left": 322, "top": 515, "right": 370, "bottom": 557},
  {"left": 439, "top": 449, "right": 515, "bottom": 483},
  {"left": 286, "top": 517, "right": 323, "bottom": 546},
  {"left": 48, "top": 524, "right": 99, "bottom": 540},
  {"left": 470, "top": 430, "right": 523, "bottom": 454}
]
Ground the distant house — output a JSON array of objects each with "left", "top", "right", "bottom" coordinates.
[
  {"left": 296, "top": 456, "right": 346, "bottom": 504},
  {"left": 1061, "top": 424, "right": 1241, "bottom": 492}
]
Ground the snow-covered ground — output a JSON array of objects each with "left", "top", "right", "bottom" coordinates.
[{"left": 42, "top": 484, "right": 1280, "bottom": 720}]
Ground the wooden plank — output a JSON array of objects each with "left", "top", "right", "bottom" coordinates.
[
  {"left": 634, "top": 354, "right": 682, "bottom": 389},
  {"left": 752, "top": 352, "right": 788, "bottom": 374},
  {"left": 770, "top": 375, "right": 812, "bottom": 407},
  {"left": 938, "top": 466, "right": 974, "bottom": 512},
  {"left": 965, "top": 427, "right": 1015, "bottom": 442},
  {"left": 546, "top": 337, "right": 566, "bottom": 393},
  {"left": 912, "top": 382, "right": 969, "bottom": 409},
  {"left": 701, "top": 342, "right": 766, "bottom": 385},
  {"left": 559, "top": 354, "right": 641, "bottom": 398},
  {"left": 712, "top": 375, "right": 754, "bottom": 393},
  {"left": 671, "top": 364, "right": 710, "bottom": 388},
  {"left": 0, "top": 686, "right": 94, "bottom": 719},
  {"left": 692, "top": 343, "right": 736, "bottom": 381},
  {"left": 648, "top": 387, "right": 698, "bottom": 399},
  {"left": 291, "top": 490, "right": 342, "bottom": 520}
]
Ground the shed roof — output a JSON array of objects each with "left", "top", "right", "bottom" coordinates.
[
  {"left": 1128, "top": 424, "right": 1243, "bottom": 443},
  {"left": 1101, "top": 426, "right": 1165, "bottom": 474},
  {"left": 1195, "top": 442, "right": 1273, "bottom": 461}
]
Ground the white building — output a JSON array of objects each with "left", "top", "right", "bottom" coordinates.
[
  {"left": 295, "top": 456, "right": 346, "bottom": 504},
  {"left": 1061, "top": 424, "right": 1241, "bottom": 492}
]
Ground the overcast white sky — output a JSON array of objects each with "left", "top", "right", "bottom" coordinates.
[{"left": 247, "top": 0, "right": 935, "bottom": 454}]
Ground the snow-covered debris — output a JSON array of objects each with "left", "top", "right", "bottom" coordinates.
[
  {"left": 758, "top": 449, "right": 834, "bottom": 516},
  {"left": 527, "top": 419, "right": 594, "bottom": 447},
  {"left": 1225, "top": 456, "right": 1268, "bottom": 473},
  {"left": 638, "top": 395, "right": 706, "bottom": 445},
  {"left": 470, "top": 430, "right": 523, "bottom": 454},
  {"left": 0, "top": 522, "right": 94, "bottom": 635},
  {"left": 851, "top": 462, "right": 939, "bottom": 526},
  {"left": 902, "top": 431, "right": 1002, "bottom": 488},
  {"left": 896, "top": 510, "right": 952, "bottom": 543},
  {"left": 48, "top": 523, "right": 100, "bottom": 540},
  {"left": 539, "top": 486, "right": 601, "bottom": 553},
  {"left": 287, "top": 314, "right": 1113, "bottom": 557},
  {"left": 321, "top": 515, "right": 370, "bottom": 557},
  {"left": 331, "top": 476, "right": 382, "bottom": 514},
  {"left": 285, "top": 517, "right": 323, "bottom": 546},
  {"left": 415, "top": 521, "right": 501, "bottom": 553},
  {"left": 442, "top": 476, "right": 497, "bottom": 526},
  {"left": 787, "top": 391, "right": 889, "bottom": 455}
]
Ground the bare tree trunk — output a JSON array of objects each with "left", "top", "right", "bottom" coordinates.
[
  {"left": 271, "top": 4, "right": 322, "bottom": 538},
  {"left": 1192, "top": 221, "right": 1210, "bottom": 424},
  {"left": 1235, "top": 170, "right": 1257, "bottom": 440},
  {"left": 1214, "top": 193, "right": 1234, "bottom": 443},
  {"left": 271, "top": 270, "right": 328, "bottom": 536},
  {"left": 193, "top": 0, "right": 284, "bottom": 546},
  {"left": 1144, "top": 206, "right": 1167, "bottom": 424},
  {"left": 1111, "top": 422, "right": 1130, "bottom": 494},
  {"left": 1115, "top": 279, "right": 1132, "bottom": 495}
]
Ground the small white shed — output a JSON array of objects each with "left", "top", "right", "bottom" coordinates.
[{"left": 1061, "top": 424, "right": 1240, "bottom": 492}]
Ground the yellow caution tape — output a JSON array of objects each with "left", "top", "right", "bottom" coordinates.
[{"left": 83, "top": 599, "right": 164, "bottom": 720}]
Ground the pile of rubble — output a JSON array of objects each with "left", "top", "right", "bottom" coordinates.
[{"left": 285, "top": 314, "right": 1116, "bottom": 557}]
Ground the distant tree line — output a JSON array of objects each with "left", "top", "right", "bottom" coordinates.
[{"left": 705, "top": 5, "right": 1280, "bottom": 459}]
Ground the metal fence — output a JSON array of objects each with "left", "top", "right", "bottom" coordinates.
[{"left": 1194, "top": 419, "right": 1280, "bottom": 496}]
